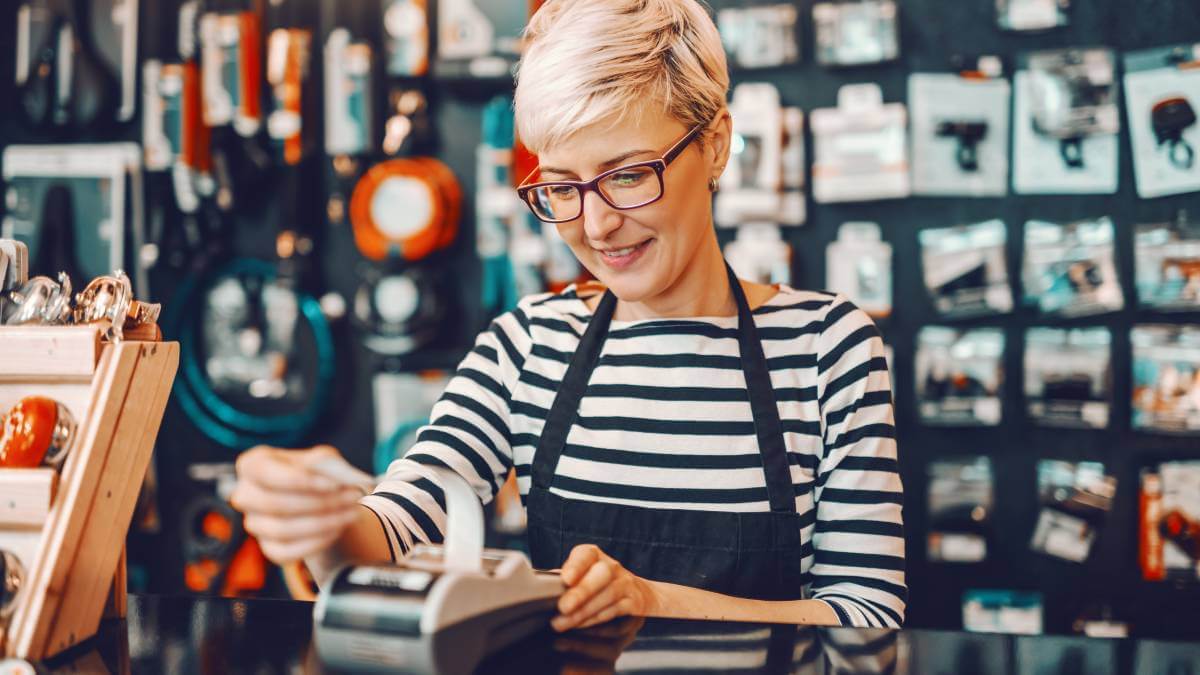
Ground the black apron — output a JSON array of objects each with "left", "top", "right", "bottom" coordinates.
[{"left": 526, "top": 264, "right": 807, "bottom": 601}]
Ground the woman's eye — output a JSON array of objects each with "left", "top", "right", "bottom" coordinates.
[
  {"left": 611, "top": 172, "right": 647, "bottom": 187},
  {"left": 549, "top": 186, "right": 578, "bottom": 199}
]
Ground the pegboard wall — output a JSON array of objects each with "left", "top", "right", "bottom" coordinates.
[{"left": 1, "top": 0, "right": 1199, "bottom": 636}]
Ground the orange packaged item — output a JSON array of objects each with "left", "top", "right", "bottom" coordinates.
[{"left": 0, "top": 397, "right": 76, "bottom": 469}]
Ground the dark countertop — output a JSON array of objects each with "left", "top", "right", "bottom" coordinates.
[{"left": 17, "top": 594, "right": 1200, "bottom": 674}]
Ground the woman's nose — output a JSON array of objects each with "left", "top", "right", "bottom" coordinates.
[{"left": 581, "top": 190, "right": 623, "bottom": 242}]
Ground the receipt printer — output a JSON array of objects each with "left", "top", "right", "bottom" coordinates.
[{"left": 314, "top": 467, "right": 563, "bottom": 674}]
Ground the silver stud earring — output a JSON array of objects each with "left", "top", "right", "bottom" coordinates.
[{"left": 707, "top": 177, "right": 720, "bottom": 192}]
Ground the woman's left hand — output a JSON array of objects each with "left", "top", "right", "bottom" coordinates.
[{"left": 552, "top": 544, "right": 658, "bottom": 632}]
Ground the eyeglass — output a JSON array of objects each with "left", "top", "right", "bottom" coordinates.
[{"left": 516, "top": 122, "right": 708, "bottom": 224}]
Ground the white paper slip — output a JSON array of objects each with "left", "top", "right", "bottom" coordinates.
[{"left": 309, "top": 456, "right": 379, "bottom": 494}]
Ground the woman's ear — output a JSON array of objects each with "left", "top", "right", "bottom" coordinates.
[{"left": 707, "top": 109, "right": 733, "bottom": 182}]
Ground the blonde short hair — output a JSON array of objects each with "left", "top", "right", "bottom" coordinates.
[{"left": 514, "top": 0, "right": 730, "bottom": 155}]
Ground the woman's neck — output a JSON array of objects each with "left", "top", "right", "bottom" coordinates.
[{"left": 611, "top": 237, "right": 735, "bottom": 322}]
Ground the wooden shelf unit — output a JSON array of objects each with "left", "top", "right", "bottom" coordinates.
[{"left": 0, "top": 326, "right": 178, "bottom": 660}]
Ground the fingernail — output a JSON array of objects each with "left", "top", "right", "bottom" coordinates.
[{"left": 551, "top": 616, "right": 568, "bottom": 632}]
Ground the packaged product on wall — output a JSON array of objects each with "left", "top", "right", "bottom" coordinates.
[
  {"left": 1135, "top": 216, "right": 1200, "bottom": 311},
  {"left": 1123, "top": 44, "right": 1200, "bottom": 199},
  {"left": 909, "top": 71, "right": 1010, "bottom": 197},
  {"left": 919, "top": 219, "right": 1012, "bottom": 318},
  {"left": 810, "top": 84, "right": 909, "bottom": 203},
  {"left": 915, "top": 327, "right": 1005, "bottom": 426},
  {"left": 1012, "top": 49, "right": 1120, "bottom": 195},
  {"left": 717, "top": 4, "right": 800, "bottom": 70},
  {"left": 1024, "top": 327, "right": 1111, "bottom": 429},
  {"left": 927, "top": 456, "right": 994, "bottom": 563},
  {"left": 1022, "top": 217, "right": 1124, "bottom": 317},
  {"left": 1030, "top": 460, "right": 1116, "bottom": 563},
  {"left": 827, "top": 222, "right": 892, "bottom": 319},
  {"left": 1140, "top": 461, "right": 1200, "bottom": 582},
  {"left": 812, "top": 0, "right": 899, "bottom": 67},
  {"left": 1131, "top": 325, "right": 1200, "bottom": 435},
  {"left": 963, "top": 590, "right": 1043, "bottom": 635}
]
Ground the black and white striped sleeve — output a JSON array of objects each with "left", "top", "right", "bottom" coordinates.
[
  {"left": 361, "top": 304, "right": 532, "bottom": 557},
  {"left": 807, "top": 295, "right": 907, "bottom": 628}
]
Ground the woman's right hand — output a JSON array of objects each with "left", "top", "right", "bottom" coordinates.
[{"left": 230, "top": 445, "right": 366, "bottom": 564}]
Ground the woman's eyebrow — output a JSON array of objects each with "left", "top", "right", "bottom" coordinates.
[{"left": 540, "top": 149, "right": 657, "bottom": 177}]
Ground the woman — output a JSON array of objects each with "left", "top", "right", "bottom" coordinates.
[{"left": 231, "top": 0, "right": 904, "bottom": 632}]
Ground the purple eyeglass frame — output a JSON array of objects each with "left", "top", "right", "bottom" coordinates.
[{"left": 515, "top": 121, "right": 708, "bottom": 224}]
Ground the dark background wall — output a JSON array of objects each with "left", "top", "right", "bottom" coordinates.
[{"left": 1, "top": 0, "right": 1198, "bottom": 637}]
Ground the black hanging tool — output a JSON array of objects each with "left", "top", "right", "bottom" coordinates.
[
  {"left": 31, "top": 183, "right": 87, "bottom": 284},
  {"left": 1152, "top": 96, "right": 1197, "bottom": 170},
  {"left": 936, "top": 120, "right": 989, "bottom": 172},
  {"left": 16, "top": 0, "right": 120, "bottom": 134}
]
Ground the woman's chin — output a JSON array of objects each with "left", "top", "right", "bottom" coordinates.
[{"left": 593, "top": 267, "right": 661, "bottom": 304}]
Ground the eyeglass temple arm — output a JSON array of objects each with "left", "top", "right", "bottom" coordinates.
[{"left": 662, "top": 123, "right": 706, "bottom": 165}]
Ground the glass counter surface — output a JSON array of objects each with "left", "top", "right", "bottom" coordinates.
[{"left": 16, "top": 594, "right": 1200, "bottom": 674}]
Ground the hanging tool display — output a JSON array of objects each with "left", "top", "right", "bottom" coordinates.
[
  {"left": 176, "top": 1, "right": 215, "bottom": 213},
  {"left": 197, "top": 1, "right": 273, "bottom": 214},
  {"left": 3, "top": 143, "right": 148, "bottom": 295},
  {"left": 322, "top": 3, "right": 380, "bottom": 228},
  {"left": 1026, "top": 48, "right": 1120, "bottom": 170},
  {"left": 30, "top": 184, "right": 88, "bottom": 288},
  {"left": 15, "top": 0, "right": 121, "bottom": 134},
  {"left": 383, "top": 0, "right": 430, "bottom": 77},
  {"left": 164, "top": 254, "right": 335, "bottom": 450},
  {"left": 181, "top": 464, "right": 268, "bottom": 597},
  {"left": 266, "top": 20, "right": 313, "bottom": 166},
  {"left": 381, "top": 89, "right": 434, "bottom": 158},
  {"left": 143, "top": 60, "right": 187, "bottom": 172},
  {"left": 909, "top": 57, "right": 1011, "bottom": 197},
  {"left": 370, "top": 371, "right": 447, "bottom": 475},
  {"left": 349, "top": 158, "right": 460, "bottom": 262},
  {"left": 165, "top": 147, "right": 336, "bottom": 450},
  {"left": 199, "top": 5, "right": 263, "bottom": 137},
  {"left": 323, "top": 27, "right": 374, "bottom": 158},
  {"left": 1124, "top": 44, "right": 1200, "bottom": 199},
  {"left": 435, "top": 0, "right": 527, "bottom": 80},
  {"left": 812, "top": 0, "right": 900, "bottom": 67},
  {"left": 477, "top": 96, "right": 527, "bottom": 317},
  {"left": 353, "top": 264, "right": 446, "bottom": 358}
]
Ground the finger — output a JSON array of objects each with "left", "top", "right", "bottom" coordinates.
[
  {"left": 559, "top": 558, "right": 614, "bottom": 614},
  {"left": 236, "top": 447, "right": 342, "bottom": 493},
  {"left": 243, "top": 508, "right": 360, "bottom": 545},
  {"left": 230, "top": 480, "right": 362, "bottom": 517},
  {"left": 576, "top": 598, "right": 637, "bottom": 630},
  {"left": 259, "top": 533, "right": 342, "bottom": 564},
  {"left": 562, "top": 582, "right": 622, "bottom": 628},
  {"left": 560, "top": 544, "right": 602, "bottom": 586},
  {"left": 303, "top": 444, "right": 343, "bottom": 460}
]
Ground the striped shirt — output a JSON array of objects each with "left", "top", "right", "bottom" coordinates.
[{"left": 363, "top": 284, "right": 906, "bottom": 628}]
